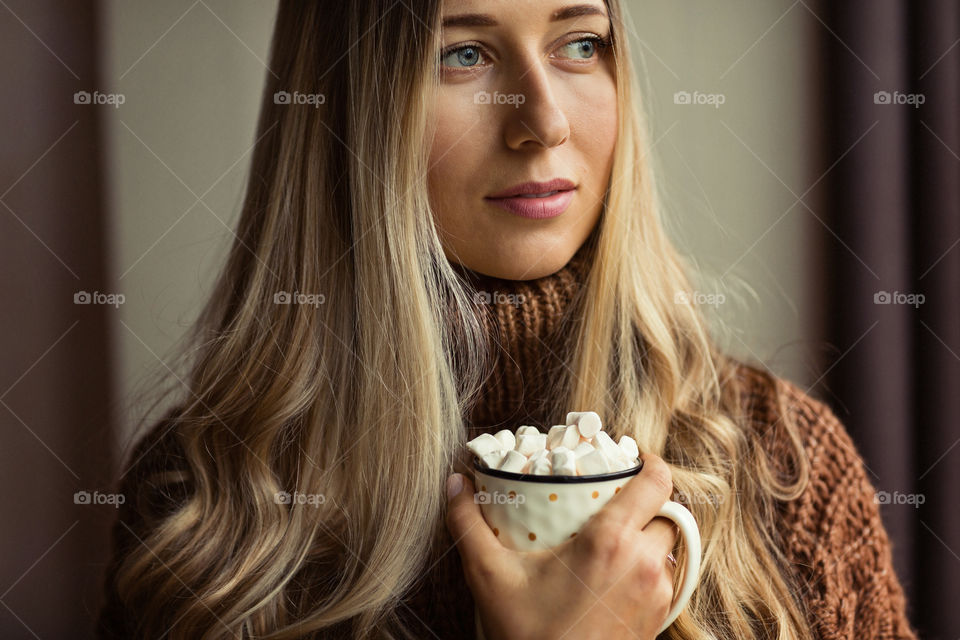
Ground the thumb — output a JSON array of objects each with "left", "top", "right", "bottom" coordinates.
[{"left": 445, "top": 473, "right": 505, "bottom": 576}]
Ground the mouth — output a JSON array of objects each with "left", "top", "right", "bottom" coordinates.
[
  {"left": 513, "top": 190, "right": 565, "bottom": 198},
  {"left": 485, "top": 178, "right": 577, "bottom": 220},
  {"left": 486, "top": 178, "right": 577, "bottom": 199}
]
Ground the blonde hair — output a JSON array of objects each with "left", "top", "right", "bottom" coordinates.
[{"left": 114, "top": 1, "right": 812, "bottom": 638}]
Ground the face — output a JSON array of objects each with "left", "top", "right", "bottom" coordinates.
[{"left": 426, "top": 0, "right": 618, "bottom": 280}]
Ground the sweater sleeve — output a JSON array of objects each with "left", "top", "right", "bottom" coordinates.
[{"left": 774, "top": 377, "right": 917, "bottom": 640}]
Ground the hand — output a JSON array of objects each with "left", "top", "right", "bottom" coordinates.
[{"left": 445, "top": 454, "right": 678, "bottom": 640}]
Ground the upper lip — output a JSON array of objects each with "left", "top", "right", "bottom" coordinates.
[{"left": 486, "top": 178, "right": 577, "bottom": 198}]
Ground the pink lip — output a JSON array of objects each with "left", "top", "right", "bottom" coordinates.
[
  {"left": 487, "top": 178, "right": 576, "bottom": 198},
  {"left": 485, "top": 190, "right": 575, "bottom": 219},
  {"left": 485, "top": 178, "right": 577, "bottom": 219}
]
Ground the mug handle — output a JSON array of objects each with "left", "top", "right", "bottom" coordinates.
[
  {"left": 655, "top": 500, "right": 702, "bottom": 633},
  {"left": 475, "top": 500, "right": 702, "bottom": 639}
]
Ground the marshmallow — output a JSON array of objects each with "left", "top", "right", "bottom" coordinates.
[
  {"left": 470, "top": 415, "right": 641, "bottom": 477},
  {"left": 546, "top": 424, "right": 568, "bottom": 449},
  {"left": 607, "top": 454, "right": 632, "bottom": 472},
  {"left": 550, "top": 446, "right": 577, "bottom": 475},
  {"left": 560, "top": 424, "right": 581, "bottom": 450},
  {"left": 493, "top": 429, "right": 516, "bottom": 451},
  {"left": 516, "top": 432, "right": 547, "bottom": 457},
  {"left": 521, "top": 448, "right": 547, "bottom": 473},
  {"left": 573, "top": 441, "right": 596, "bottom": 457},
  {"left": 593, "top": 430, "right": 627, "bottom": 463},
  {"left": 498, "top": 449, "right": 527, "bottom": 473},
  {"left": 530, "top": 456, "right": 553, "bottom": 476},
  {"left": 618, "top": 434, "right": 639, "bottom": 461},
  {"left": 479, "top": 449, "right": 507, "bottom": 469},
  {"left": 571, "top": 411, "right": 602, "bottom": 438},
  {"left": 466, "top": 433, "right": 502, "bottom": 458},
  {"left": 565, "top": 411, "right": 586, "bottom": 425},
  {"left": 576, "top": 448, "right": 612, "bottom": 475}
]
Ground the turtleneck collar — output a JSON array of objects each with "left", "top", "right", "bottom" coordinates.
[{"left": 449, "top": 236, "right": 596, "bottom": 435}]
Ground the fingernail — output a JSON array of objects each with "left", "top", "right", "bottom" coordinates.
[{"left": 446, "top": 473, "right": 464, "bottom": 500}]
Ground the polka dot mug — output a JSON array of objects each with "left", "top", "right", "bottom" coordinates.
[{"left": 472, "top": 456, "right": 701, "bottom": 636}]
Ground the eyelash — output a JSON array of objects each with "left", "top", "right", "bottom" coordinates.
[{"left": 439, "top": 34, "right": 612, "bottom": 69}]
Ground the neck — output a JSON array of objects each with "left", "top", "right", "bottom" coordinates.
[{"left": 450, "top": 239, "right": 595, "bottom": 434}]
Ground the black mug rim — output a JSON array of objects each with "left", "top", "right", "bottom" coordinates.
[{"left": 471, "top": 455, "right": 644, "bottom": 483}]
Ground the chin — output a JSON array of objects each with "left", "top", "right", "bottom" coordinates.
[{"left": 468, "top": 249, "right": 574, "bottom": 281}]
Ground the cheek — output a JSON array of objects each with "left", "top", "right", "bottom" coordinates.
[
  {"left": 427, "top": 99, "right": 481, "bottom": 218},
  {"left": 583, "top": 85, "right": 618, "bottom": 161},
  {"left": 568, "top": 80, "right": 618, "bottom": 197}
]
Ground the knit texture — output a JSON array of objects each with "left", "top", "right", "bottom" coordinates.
[{"left": 97, "top": 244, "right": 917, "bottom": 639}]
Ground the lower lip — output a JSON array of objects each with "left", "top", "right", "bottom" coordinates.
[{"left": 484, "top": 189, "right": 575, "bottom": 219}]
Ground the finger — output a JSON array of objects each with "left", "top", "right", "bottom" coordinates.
[
  {"left": 643, "top": 516, "right": 679, "bottom": 551},
  {"left": 644, "top": 516, "right": 680, "bottom": 540},
  {"left": 645, "top": 518, "right": 680, "bottom": 581},
  {"left": 445, "top": 473, "right": 509, "bottom": 579},
  {"left": 596, "top": 453, "right": 674, "bottom": 530},
  {"left": 639, "top": 518, "right": 679, "bottom": 581}
]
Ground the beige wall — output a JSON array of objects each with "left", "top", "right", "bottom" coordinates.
[
  {"left": 103, "top": 0, "right": 819, "bottom": 439},
  {"left": 102, "top": 0, "right": 279, "bottom": 434},
  {"left": 628, "top": 0, "right": 821, "bottom": 384}
]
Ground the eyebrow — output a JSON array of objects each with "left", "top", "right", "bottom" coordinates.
[{"left": 441, "top": 4, "right": 608, "bottom": 28}]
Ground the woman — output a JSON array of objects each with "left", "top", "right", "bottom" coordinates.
[{"left": 97, "top": 1, "right": 916, "bottom": 638}]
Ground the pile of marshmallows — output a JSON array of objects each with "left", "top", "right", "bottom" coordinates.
[{"left": 467, "top": 411, "right": 640, "bottom": 476}]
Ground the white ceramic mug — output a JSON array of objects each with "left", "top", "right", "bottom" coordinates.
[{"left": 472, "top": 457, "right": 701, "bottom": 637}]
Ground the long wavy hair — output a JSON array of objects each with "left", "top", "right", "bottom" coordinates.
[{"left": 113, "top": 0, "right": 812, "bottom": 638}]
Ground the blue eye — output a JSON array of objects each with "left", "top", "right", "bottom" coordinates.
[
  {"left": 438, "top": 36, "right": 610, "bottom": 70},
  {"left": 441, "top": 45, "right": 484, "bottom": 68},
  {"left": 559, "top": 37, "right": 608, "bottom": 60}
]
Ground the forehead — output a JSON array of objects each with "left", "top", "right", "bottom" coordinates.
[{"left": 439, "top": 0, "right": 609, "bottom": 24}]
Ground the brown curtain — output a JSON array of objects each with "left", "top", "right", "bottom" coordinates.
[
  {"left": 0, "top": 1, "right": 115, "bottom": 638},
  {"left": 820, "top": 1, "right": 960, "bottom": 637},
  {"left": 4, "top": 0, "right": 956, "bottom": 638}
]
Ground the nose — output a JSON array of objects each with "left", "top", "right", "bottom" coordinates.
[{"left": 502, "top": 61, "right": 571, "bottom": 151}]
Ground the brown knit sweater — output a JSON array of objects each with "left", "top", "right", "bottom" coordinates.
[{"left": 97, "top": 243, "right": 917, "bottom": 639}]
